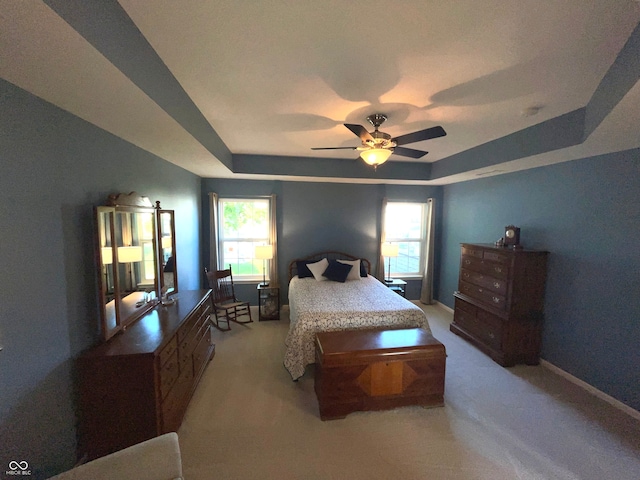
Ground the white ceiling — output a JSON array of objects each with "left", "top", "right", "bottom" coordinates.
[{"left": 1, "top": 1, "right": 639, "bottom": 184}]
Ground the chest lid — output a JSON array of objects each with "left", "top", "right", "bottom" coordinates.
[{"left": 316, "top": 328, "right": 443, "bottom": 364}]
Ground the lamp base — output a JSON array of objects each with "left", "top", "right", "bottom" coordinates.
[
  {"left": 384, "top": 278, "right": 394, "bottom": 284},
  {"left": 258, "top": 282, "right": 270, "bottom": 288}
]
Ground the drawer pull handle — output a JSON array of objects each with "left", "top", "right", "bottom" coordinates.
[
  {"left": 488, "top": 332, "right": 495, "bottom": 339},
  {"left": 463, "top": 273, "right": 469, "bottom": 278},
  {"left": 493, "top": 282, "right": 501, "bottom": 289},
  {"left": 492, "top": 297, "right": 500, "bottom": 303},
  {"left": 495, "top": 267, "right": 502, "bottom": 273},
  {"left": 464, "top": 259, "right": 471, "bottom": 265},
  {"left": 478, "top": 288, "right": 483, "bottom": 293}
]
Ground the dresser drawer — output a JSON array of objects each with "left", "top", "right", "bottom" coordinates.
[
  {"left": 179, "top": 306, "right": 210, "bottom": 357},
  {"left": 461, "top": 255, "right": 509, "bottom": 279},
  {"left": 453, "top": 302, "right": 477, "bottom": 330},
  {"left": 461, "top": 245, "right": 484, "bottom": 258},
  {"left": 476, "top": 310, "right": 503, "bottom": 350},
  {"left": 200, "top": 300, "right": 212, "bottom": 322},
  {"left": 454, "top": 299, "right": 502, "bottom": 351},
  {"left": 460, "top": 268, "right": 507, "bottom": 295},
  {"left": 158, "top": 336, "right": 177, "bottom": 367},
  {"left": 161, "top": 367, "right": 193, "bottom": 433},
  {"left": 179, "top": 325, "right": 198, "bottom": 362},
  {"left": 482, "top": 250, "right": 509, "bottom": 263},
  {"left": 159, "top": 350, "right": 179, "bottom": 400},
  {"left": 192, "top": 325, "right": 212, "bottom": 377},
  {"left": 177, "top": 306, "right": 200, "bottom": 342},
  {"left": 178, "top": 342, "right": 192, "bottom": 375},
  {"left": 454, "top": 297, "right": 476, "bottom": 315},
  {"left": 459, "top": 280, "right": 507, "bottom": 310}
]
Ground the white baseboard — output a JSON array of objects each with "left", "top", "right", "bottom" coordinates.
[
  {"left": 434, "top": 300, "right": 454, "bottom": 314},
  {"left": 540, "top": 359, "right": 640, "bottom": 421}
]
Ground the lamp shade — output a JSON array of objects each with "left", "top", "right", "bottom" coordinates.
[
  {"left": 101, "top": 247, "right": 113, "bottom": 265},
  {"left": 360, "top": 148, "right": 392, "bottom": 166},
  {"left": 255, "top": 245, "right": 273, "bottom": 260},
  {"left": 381, "top": 243, "right": 399, "bottom": 257},
  {"left": 118, "top": 245, "right": 143, "bottom": 263}
]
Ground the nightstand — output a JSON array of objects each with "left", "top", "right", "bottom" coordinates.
[
  {"left": 257, "top": 284, "right": 280, "bottom": 321},
  {"left": 385, "top": 278, "right": 407, "bottom": 297}
]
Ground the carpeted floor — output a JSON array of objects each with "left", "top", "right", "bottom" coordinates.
[{"left": 178, "top": 303, "right": 640, "bottom": 480}]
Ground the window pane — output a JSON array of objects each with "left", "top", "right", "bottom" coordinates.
[
  {"left": 389, "top": 241, "right": 421, "bottom": 275},
  {"left": 222, "top": 200, "right": 269, "bottom": 239},
  {"left": 221, "top": 241, "right": 264, "bottom": 276},
  {"left": 143, "top": 241, "right": 155, "bottom": 281},
  {"left": 385, "top": 203, "right": 424, "bottom": 240}
]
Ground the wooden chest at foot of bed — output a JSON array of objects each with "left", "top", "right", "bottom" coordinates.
[{"left": 314, "top": 328, "right": 446, "bottom": 420}]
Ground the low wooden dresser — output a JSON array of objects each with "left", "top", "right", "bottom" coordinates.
[
  {"left": 77, "top": 289, "right": 215, "bottom": 460},
  {"left": 451, "top": 243, "right": 548, "bottom": 367},
  {"left": 314, "top": 328, "right": 445, "bottom": 420}
]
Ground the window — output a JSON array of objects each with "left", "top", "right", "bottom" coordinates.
[
  {"left": 218, "top": 198, "right": 271, "bottom": 281},
  {"left": 384, "top": 202, "right": 428, "bottom": 277}
]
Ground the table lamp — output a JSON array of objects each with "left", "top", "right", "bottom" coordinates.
[
  {"left": 381, "top": 243, "right": 399, "bottom": 283},
  {"left": 255, "top": 245, "right": 273, "bottom": 287},
  {"left": 118, "top": 245, "right": 143, "bottom": 291}
]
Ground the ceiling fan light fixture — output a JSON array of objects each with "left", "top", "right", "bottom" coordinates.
[
  {"left": 360, "top": 147, "right": 392, "bottom": 167},
  {"left": 311, "top": 113, "right": 444, "bottom": 164}
]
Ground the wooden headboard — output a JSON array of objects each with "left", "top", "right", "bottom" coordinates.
[{"left": 288, "top": 251, "right": 372, "bottom": 280}]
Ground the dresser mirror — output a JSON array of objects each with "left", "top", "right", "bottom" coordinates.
[
  {"left": 157, "top": 204, "right": 178, "bottom": 298},
  {"left": 95, "top": 192, "right": 166, "bottom": 340}
]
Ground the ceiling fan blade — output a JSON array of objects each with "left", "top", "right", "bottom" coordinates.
[
  {"left": 393, "top": 146, "right": 428, "bottom": 159},
  {"left": 310, "top": 146, "right": 358, "bottom": 150},
  {"left": 344, "top": 123, "right": 374, "bottom": 143},
  {"left": 393, "top": 126, "right": 446, "bottom": 146}
]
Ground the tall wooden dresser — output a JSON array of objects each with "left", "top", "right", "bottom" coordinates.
[
  {"left": 451, "top": 244, "right": 548, "bottom": 366},
  {"left": 77, "top": 289, "right": 215, "bottom": 460}
]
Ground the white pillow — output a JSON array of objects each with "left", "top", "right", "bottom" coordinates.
[
  {"left": 337, "top": 259, "right": 361, "bottom": 281},
  {"left": 307, "top": 258, "right": 329, "bottom": 281}
]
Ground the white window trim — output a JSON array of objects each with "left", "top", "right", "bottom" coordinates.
[{"left": 217, "top": 197, "right": 272, "bottom": 282}]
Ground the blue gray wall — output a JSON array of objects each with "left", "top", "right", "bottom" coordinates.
[
  {"left": 201, "top": 179, "right": 443, "bottom": 301},
  {"left": 438, "top": 149, "right": 640, "bottom": 411},
  {"left": 0, "top": 79, "right": 203, "bottom": 478}
]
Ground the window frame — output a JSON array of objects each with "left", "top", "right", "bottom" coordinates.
[
  {"left": 384, "top": 201, "right": 428, "bottom": 278},
  {"left": 217, "top": 197, "right": 272, "bottom": 283}
]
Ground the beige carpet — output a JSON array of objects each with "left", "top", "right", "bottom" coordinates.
[{"left": 179, "top": 303, "right": 640, "bottom": 480}]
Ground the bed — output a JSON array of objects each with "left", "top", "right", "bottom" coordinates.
[{"left": 284, "top": 251, "right": 431, "bottom": 380}]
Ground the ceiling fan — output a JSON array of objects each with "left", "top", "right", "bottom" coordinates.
[{"left": 311, "top": 114, "right": 446, "bottom": 169}]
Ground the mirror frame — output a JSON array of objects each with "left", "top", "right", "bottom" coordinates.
[
  {"left": 95, "top": 192, "right": 165, "bottom": 341},
  {"left": 156, "top": 202, "right": 178, "bottom": 298}
]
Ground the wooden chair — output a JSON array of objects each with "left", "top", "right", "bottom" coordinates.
[{"left": 205, "top": 266, "right": 253, "bottom": 331}]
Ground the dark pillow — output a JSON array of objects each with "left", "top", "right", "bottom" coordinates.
[
  {"left": 323, "top": 260, "right": 352, "bottom": 283},
  {"left": 296, "top": 260, "right": 314, "bottom": 278},
  {"left": 360, "top": 260, "right": 368, "bottom": 277}
]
